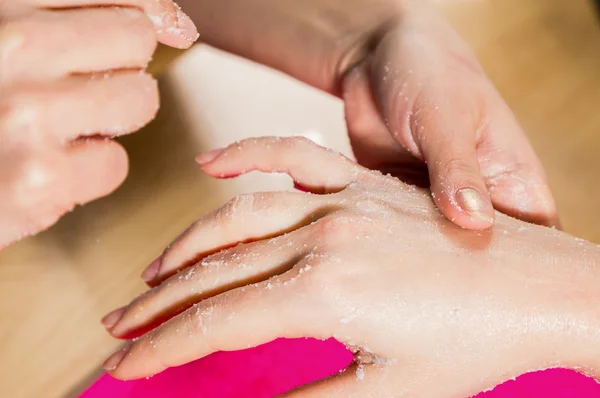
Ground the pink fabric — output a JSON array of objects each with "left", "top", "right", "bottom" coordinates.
[{"left": 80, "top": 338, "right": 600, "bottom": 398}]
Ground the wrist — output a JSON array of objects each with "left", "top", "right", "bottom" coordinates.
[{"left": 176, "top": 0, "right": 407, "bottom": 94}]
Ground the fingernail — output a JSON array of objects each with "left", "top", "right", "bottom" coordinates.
[
  {"left": 101, "top": 307, "right": 126, "bottom": 329},
  {"left": 456, "top": 188, "right": 494, "bottom": 223},
  {"left": 196, "top": 148, "right": 224, "bottom": 166},
  {"left": 141, "top": 256, "right": 162, "bottom": 282},
  {"left": 175, "top": 8, "right": 199, "bottom": 42},
  {"left": 103, "top": 346, "right": 130, "bottom": 371}
]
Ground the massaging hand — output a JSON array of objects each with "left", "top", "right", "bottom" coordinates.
[
  {"left": 341, "top": 2, "right": 559, "bottom": 230},
  {"left": 179, "top": 0, "right": 558, "bottom": 230},
  {"left": 0, "top": 1, "right": 197, "bottom": 249},
  {"left": 101, "top": 137, "right": 600, "bottom": 397}
]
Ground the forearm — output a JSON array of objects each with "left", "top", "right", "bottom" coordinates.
[{"left": 176, "top": 0, "right": 406, "bottom": 94}]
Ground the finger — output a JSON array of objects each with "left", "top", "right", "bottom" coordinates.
[
  {"left": 196, "top": 136, "right": 361, "bottom": 194},
  {"left": 2, "top": 71, "right": 159, "bottom": 142},
  {"left": 478, "top": 103, "right": 559, "bottom": 228},
  {"left": 63, "top": 139, "right": 129, "bottom": 203},
  {"left": 367, "top": 23, "right": 503, "bottom": 229},
  {"left": 13, "top": 0, "right": 198, "bottom": 48},
  {"left": 342, "top": 62, "right": 407, "bottom": 168},
  {"left": 372, "top": 85, "right": 495, "bottom": 230},
  {"left": 106, "top": 232, "right": 309, "bottom": 338},
  {"left": 401, "top": 90, "right": 495, "bottom": 230},
  {"left": 1, "top": 8, "right": 157, "bottom": 84},
  {"left": 1, "top": 140, "right": 127, "bottom": 248},
  {"left": 422, "top": 127, "right": 496, "bottom": 231},
  {"left": 104, "top": 266, "right": 320, "bottom": 380},
  {"left": 140, "top": 190, "right": 332, "bottom": 284}
]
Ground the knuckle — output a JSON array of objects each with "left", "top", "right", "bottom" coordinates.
[
  {"left": 352, "top": 196, "right": 390, "bottom": 215},
  {"left": 307, "top": 258, "right": 359, "bottom": 310},
  {"left": 247, "top": 192, "right": 274, "bottom": 213},
  {"left": 188, "top": 304, "right": 212, "bottom": 338},
  {"left": 16, "top": 158, "right": 55, "bottom": 198},
  {"left": 8, "top": 158, "right": 72, "bottom": 229},
  {"left": 189, "top": 299, "right": 224, "bottom": 350},
  {"left": 439, "top": 157, "right": 477, "bottom": 178},
  {"left": 312, "top": 216, "right": 342, "bottom": 242},
  {"left": 217, "top": 193, "right": 258, "bottom": 225},
  {"left": 311, "top": 213, "right": 357, "bottom": 247}
]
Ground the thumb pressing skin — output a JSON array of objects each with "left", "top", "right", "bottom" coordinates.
[
  {"left": 342, "top": 59, "right": 496, "bottom": 230},
  {"left": 340, "top": 4, "right": 557, "bottom": 230},
  {"left": 413, "top": 98, "right": 496, "bottom": 230}
]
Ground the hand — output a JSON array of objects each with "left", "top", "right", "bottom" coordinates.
[
  {"left": 0, "top": 1, "right": 198, "bottom": 249},
  {"left": 341, "top": 1, "right": 558, "bottom": 230},
  {"left": 177, "top": 0, "right": 558, "bottom": 230},
  {"left": 101, "top": 137, "right": 599, "bottom": 397}
]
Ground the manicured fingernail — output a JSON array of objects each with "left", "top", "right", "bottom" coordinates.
[
  {"left": 101, "top": 307, "right": 126, "bottom": 329},
  {"left": 195, "top": 148, "right": 224, "bottom": 166},
  {"left": 456, "top": 188, "right": 494, "bottom": 223},
  {"left": 141, "top": 256, "right": 162, "bottom": 282},
  {"left": 103, "top": 347, "right": 130, "bottom": 371}
]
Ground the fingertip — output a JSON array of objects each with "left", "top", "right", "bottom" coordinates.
[
  {"left": 434, "top": 186, "right": 495, "bottom": 230},
  {"left": 101, "top": 307, "right": 126, "bottom": 330},
  {"left": 175, "top": 8, "right": 200, "bottom": 45},
  {"left": 141, "top": 256, "right": 163, "bottom": 283},
  {"left": 195, "top": 148, "right": 224, "bottom": 166},
  {"left": 102, "top": 347, "right": 129, "bottom": 374},
  {"left": 67, "top": 140, "right": 129, "bottom": 205},
  {"left": 155, "top": 8, "right": 199, "bottom": 49},
  {"left": 455, "top": 187, "right": 495, "bottom": 226}
]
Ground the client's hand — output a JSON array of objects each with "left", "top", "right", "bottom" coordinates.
[
  {"left": 0, "top": 0, "right": 198, "bottom": 249},
  {"left": 102, "top": 137, "right": 600, "bottom": 397}
]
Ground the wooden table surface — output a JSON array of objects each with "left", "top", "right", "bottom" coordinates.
[{"left": 2, "top": 1, "right": 600, "bottom": 397}]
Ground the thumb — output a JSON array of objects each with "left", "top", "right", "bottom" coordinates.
[
  {"left": 419, "top": 119, "right": 496, "bottom": 230},
  {"left": 343, "top": 62, "right": 495, "bottom": 229},
  {"left": 386, "top": 81, "right": 496, "bottom": 229}
]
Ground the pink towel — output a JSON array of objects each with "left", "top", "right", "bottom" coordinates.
[{"left": 80, "top": 338, "right": 600, "bottom": 398}]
